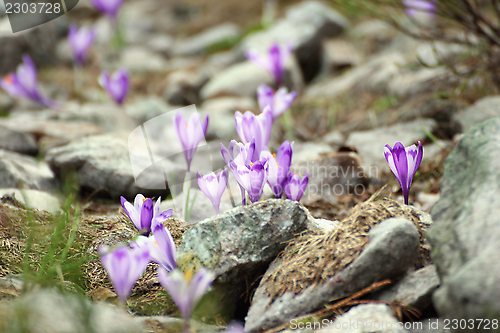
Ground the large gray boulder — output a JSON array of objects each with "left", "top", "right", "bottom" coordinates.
[
  {"left": 456, "top": 95, "right": 500, "bottom": 133},
  {"left": 45, "top": 134, "right": 186, "bottom": 199},
  {"left": 428, "top": 116, "right": 500, "bottom": 321},
  {"left": 245, "top": 218, "right": 420, "bottom": 332},
  {"left": 0, "top": 149, "right": 57, "bottom": 191},
  {"left": 177, "top": 199, "right": 313, "bottom": 318}
]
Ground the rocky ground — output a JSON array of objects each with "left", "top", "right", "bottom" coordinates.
[{"left": 1, "top": 0, "right": 500, "bottom": 332}]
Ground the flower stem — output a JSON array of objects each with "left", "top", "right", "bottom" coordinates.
[
  {"left": 183, "top": 316, "right": 190, "bottom": 333},
  {"left": 183, "top": 172, "right": 191, "bottom": 222},
  {"left": 73, "top": 64, "right": 83, "bottom": 95}
]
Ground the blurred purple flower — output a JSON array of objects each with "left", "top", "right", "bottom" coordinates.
[
  {"left": 133, "top": 222, "right": 176, "bottom": 271},
  {"left": 384, "top": 141, "right": 423, "bottom": 205},
  {"left": 233, "top": 160, "right": 267, "bottom": 203},
  {"left": 158, "top": 267, "right": 215, "bottom": 332},
  {"left": 89, "top": 0, "right": 125, "bottom": 18},
  {"left": 99, "top": 69, "right": 129, "bottom": 105},
  {"left": 245, "top": 43, "right": 292, "bottom": 87},
  {"left": 68, "top": 24, "right": 96, "bottom": 66},
  {"left": 262, "top": 141, "right": 293, "bottom": 198},
  {"left": 173, "top": 111, "right": 209, "bottom": 172},
  {"left": 0, "top": 55, "right": 57, "bottom": 108},
  {"left": 121, "top": 194, "right": 173, "bottom": 236},
  {"left": 257, "top": 84, "right": 297, "bottom": 121},
  {"left": 99, "top": 244, "right": 150, "bottom": 306},
  {"left": 235, "top": 107, "right": 273, "bottom": 162},
  {"left": 284, "top": 171, "right": 308, "bottom": 201},
  {"left": 197, "top": 169, "right": 229, "bottom": 215},
  {"left": 403, "top": 0, "right": 436, "bottom": 18}
]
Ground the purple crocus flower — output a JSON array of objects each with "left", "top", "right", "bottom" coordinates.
[
  {"left": 245, "top": 42, "right": 293, "bottom": 87},
  {"left": 133, "top": 222, "right": 176, "bottom": 271},
  {"left": 0, "top": 55, "right": 57, "bottom": 108},
  {"left": 403, "top": 0, "right": 436, "bottom": 18},
  {"left": 99, "top": 69, "right": 129, "bottom": 105},
  {"left": 284, "top": 171, "right": 309, "bottom": 201},
  {"left": 257, "top": 84, "right": 298, "bottom": 121},
  {"left": 220, "top": 139, "right": 255, "bottom": 168},
  {"left": 235, "top": 107, "right": 273, "bottom": 162},
  {"left": 158, "top": 267, "right": 215, "bottom": 333},
  {"left": 173, "top": 111, "right": 209, "bottom": 172},
  {"left": 121, "top": 194, "right": 173, "bottom": 236},
  {"left": 99, "top": 244, "right": 150, "bottom": 306},
  {"left": 197, "top": 169, "right": 229, "bottom": 215},
  {"left": 262, "top": 141, "right": 293, "bottom": 198},
  {"left": 88, "top": 0, "right": 125, "bottom": 18},
  {"left": 384, "top": 141, "right": 423, "bottom": 205},
  {"left": 233, "top": 160, "right": 267, "bottom": 203},
  {"left": 220, "top": 139, "right": 256, "bottom": 206},
  {"left": 68, "top": 24, "right": 97, "bottom": 66}
]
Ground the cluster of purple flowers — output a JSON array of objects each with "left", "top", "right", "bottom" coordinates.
[
  {"left": 100, "top": 193, "right": 215, "bottom": 332},
  {"left": 0, "top": 1, "right": 128, "bottom": 107}
]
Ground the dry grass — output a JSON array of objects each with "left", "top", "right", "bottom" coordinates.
[{"left": 262, "top": 190, "right": 431, "bottom": 303}]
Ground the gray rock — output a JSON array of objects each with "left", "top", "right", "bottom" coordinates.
[
  {"left": 120, "top": 46, "right": 167, "bottom": 72},
  {"left": 0, "top": 108, "right": 102, "bottom": 151},
  {"left": 292, "top": 149, "right": 369, "bottom": 205},
  {"left": 307, "top": 218, "right": 339, "bottom": 233},
  {"left": 457, "top": 95, "right": 500, "bottom": 133},
  {"left": 147, "top": 34, "right": 174, "bottom": 57},
  {"left": 163, "top": 70, "right": 201, "bottom": 106},
  {"left": 373, "top": 265, "right": 439, "bottom": 311},
  {"left": 0, "top": 18, "right": 68, "bottom": 76},
  {"left": 428, "top": 116, "right": 500, "bottom": 321},
  {"left": 387, "top": 67, "right": 447, "bottom": 97},
  {"left": 321, "top": 130, "right": 345, "bottom": 148},
  {"left": 0, "top": 189, "right": 61, "bottom": 213},
  {"left": 125, "top": 97, "right": 178, "bottom": 123},
  {"left": 173, "top": 23, "right": 241, "bottom": 56},
  {"left": 305, "top": 52, "right": 406, "bottom": 99},
  {"left": 321, "top": 38, "right": 363, "bottom": 76},
  {"left": 294, "top": 304, "right": 407, "bottom": 333},
  {"left": 292, "top": 141, "right": 336, "bottom": 165},
  {"left": 201, "top": 96, "right": 257, "bottom": 115},
  {"left": 0, "top": 288, "right": 143, "bottom": 333},
  {"left": 239, "top": 1, "right": 349, "bottom": 82},
  {"left": 204, "top": 111, "right": 237, "bottom": 143},
  {"left": 55, "top": 38, "right": 74, "bottom": 65},
  {"left": 417, "top": 192, "right": 440, "bottom": 212},
  {"left": 199, "top": 50, "right": 244, "bottom": 78},
  {"left": 351, "top": 19, "right": 397, "bottom": 54},
  {"left": 200, "top": 57, "right": 302, "bottom": 100},
  {"left": 416, "top": 42, "right": 469, "bottom": 67},
  {"left": 0, "top": 149, "right": 57, "bottom": 191},
  {"left": 177, "top": 199, "right": 312, "bottom": 316},
  {"left": 0, "top": 124, "right": 38, "bottom": 155},
  {"left": 66, "top": 102, "right": 137, "bottom": 134},
  {"left": 45, "top": 134, "right": 185, "bottom": 199},
  {"left": 345, "top": 118, "right": 437, "bottom": 170},
  {"left": 245, "top": 218, "right": 420, "bottom": 332}
]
